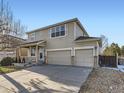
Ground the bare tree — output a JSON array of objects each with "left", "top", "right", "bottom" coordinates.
[
  {"left": 100, "top": 35, "right": 108, "bottom": 53},
  {"left": 0, "top": 0, "right": 27, "bottom": 50}
]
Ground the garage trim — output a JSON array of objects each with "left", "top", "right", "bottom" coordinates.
[
  {"left": 45, "top": 46, "right": 97, "bottom": 66},
  {"left": 74, "top": 46, "right": 94, "bottom": 50},
  {"left": 46, "top": 46, "right": 96, "bottom": 57},
  {"left": 46, "top": 48, "right": 72, "bottom": 52}
]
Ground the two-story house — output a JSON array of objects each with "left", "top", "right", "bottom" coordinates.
[{"left": 18, "top": 18, "right": 101, "bottom": 67}]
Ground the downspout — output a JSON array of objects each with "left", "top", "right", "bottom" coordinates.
[{"left": 96, "top": 41, "right": 100, "bottom": 67}]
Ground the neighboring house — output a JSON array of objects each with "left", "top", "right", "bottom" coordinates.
[
  {"left": 0, "top": 34, "right": 26, "bottom": 61},
  {"left": 18, "top": 18, "right": 102, "bottom": 67}
]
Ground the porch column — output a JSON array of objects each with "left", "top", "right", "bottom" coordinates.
[
  {"left": 16, "top": 47, "right": 22, "bottom": 63},
  {"left": 29, "top": 46, "right": 31, "bottom": 57},
  {"left": 18, "top": 47, "right": 21, "bottom": 57},
  {"left": 36, "top": 45, "right": 38, "bottom": 63},
  {"left": 16, "top": 47, "right": 20, "bottom": 63}
]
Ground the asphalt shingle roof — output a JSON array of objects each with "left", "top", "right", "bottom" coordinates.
[{"left": 75, "top": 36, "right": 100, "bottom": 41}]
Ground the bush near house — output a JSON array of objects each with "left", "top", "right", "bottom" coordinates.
[
  {"left": 0, "top": 57, "right": 23, "bottom": 74},
  {"left": 0, "top": 57, "right": 14, "bottom": 66}
]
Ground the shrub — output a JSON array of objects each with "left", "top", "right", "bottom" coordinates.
[
  {"left": 0, "top": 57, "right": 14, "bottom": 66},
  {"left": 12, "top": 57, "right": 17, "bottom": 63}
]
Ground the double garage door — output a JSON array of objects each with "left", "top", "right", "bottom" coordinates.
[{"left": 47, "top": 49, "right": 94, "bottom": 67}]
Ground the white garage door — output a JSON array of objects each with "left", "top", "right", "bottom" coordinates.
[
  {"left": 75, "top": 49, "right": 94, "bottom": 67},
  {"left": 47, "top": 50, "right": 71, "bottom": 65}
]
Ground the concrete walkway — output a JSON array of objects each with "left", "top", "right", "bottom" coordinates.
[{"left": 0, "top": 65, "right": 92, "bottom": 93}]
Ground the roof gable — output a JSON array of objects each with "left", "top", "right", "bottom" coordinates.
[{"left": 26, "top": 18, "right": 89, "bottom": 36}]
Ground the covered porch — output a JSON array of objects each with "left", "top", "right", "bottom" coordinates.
[{"left": 17, "top": 40, "right": 46, "bottom": 64}]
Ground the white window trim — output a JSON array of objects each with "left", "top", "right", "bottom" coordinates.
[
  {"left": 49, "top": 24, "right": 67, "bottom": 39},
  {"left": 30, "top": 32, "right": 36, "bottom": 41}
]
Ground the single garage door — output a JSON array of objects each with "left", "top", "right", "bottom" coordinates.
[
  {"left": 47, "top": 50, "right": 71, "bottom": 65},
  {"left": 75, "top": 49, "right": 94, "bottom": 67}
]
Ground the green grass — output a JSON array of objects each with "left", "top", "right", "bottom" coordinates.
[{"left": 0, "top": 66, "right": 19, "bottom": 74}]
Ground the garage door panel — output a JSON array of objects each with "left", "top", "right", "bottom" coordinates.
[
  {"left": 47, "top": 50, "right": 71, "bottom": 65},
  {"left": 75, "top": 49, "right": 94, "bottom": 67}
]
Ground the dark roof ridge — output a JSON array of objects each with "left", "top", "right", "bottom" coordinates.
[{"left": 26, "top": 18, "right": 88, "bottom": 36}]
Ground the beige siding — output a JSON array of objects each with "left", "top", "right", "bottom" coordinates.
[
  {"left": 20, "top": 48, "right": 28, "bottom": 56},
  {"left": 27, "top": 21, "right": 97, "bottom": 50},
  {"left": 74, "top": 41, "right": 97, "bottom": 47},
  {"left": 35, "top": 29, "right": 48, "bottom": 41},
  {"left": 28, "top": 22, "right": 75, "bottom": 49},
  {"left": 75, "top": 23, "right": 88, "bottom": 39},
  {"left": 75, "top": 24, "right": 83, "bottom": 38},
  {"left": 47, "top": 23, "right": 74, "bottom": 49}
]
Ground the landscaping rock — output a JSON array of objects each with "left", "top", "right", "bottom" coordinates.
[{"left": 79, "top": 68, "right": 124, "bottom": 93}]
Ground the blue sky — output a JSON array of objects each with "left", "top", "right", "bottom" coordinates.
[{"left": 6, "top": 0, "right": 124, "bottom": 46}]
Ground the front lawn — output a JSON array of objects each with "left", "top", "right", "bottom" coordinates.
[
  {"left": 0, "top": 66, "right": 20, "bottom": 74},
  {"left": 79, "top": 67, "right": 124, "bottom": 93}
]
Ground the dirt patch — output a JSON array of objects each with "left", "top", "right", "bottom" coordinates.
[{"left": 79, "top": 67, "right": 124, "bottom": 93}]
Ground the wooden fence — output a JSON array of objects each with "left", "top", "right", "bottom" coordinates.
[{"left": 99, "top": 55, "right": 117, "bottom": 67}]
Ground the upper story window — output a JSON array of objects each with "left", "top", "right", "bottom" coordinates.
[
  {"left": 29, "top": 32, "right": 35, "bottom": 41},
  {"left": 50, "top": 24, "right": 66, "bottom": 38}
]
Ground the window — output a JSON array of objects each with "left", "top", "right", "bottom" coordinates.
[
  {"left": 51, "top": 28, "right": 55, "bottom": 37},
  {"left": 50, "top": 25, "right": 66, "bottom": 38},
  {"left": 56, "top": 26, "right": 60, "bottom": 37},
  {"left": 31, "top": 47, "right": 35, "bottom": 56},
  {"left": 60, "top": 25, "right": 65, "bottom": 36},
  {"left": 30, "top": 33, "right": 35, "bottom": 41},
  {"left": 40, "top": 53, "right": 43, "bottom": 59}
]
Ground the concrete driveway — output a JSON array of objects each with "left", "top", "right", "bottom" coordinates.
[{"left": 0, "top": 65, "right": 92, "bottom": 93}]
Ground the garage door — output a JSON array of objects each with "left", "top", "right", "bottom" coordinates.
[
  {"left": 47, "top": 50, "right": 71, "bottom": 65},
  {"left": 75, "top": 49, "right": 94, "bottom": 67}
]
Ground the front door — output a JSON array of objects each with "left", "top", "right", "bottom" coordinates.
[{"left": 39, "top": 48, "right": 45, "bottom": 63}]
